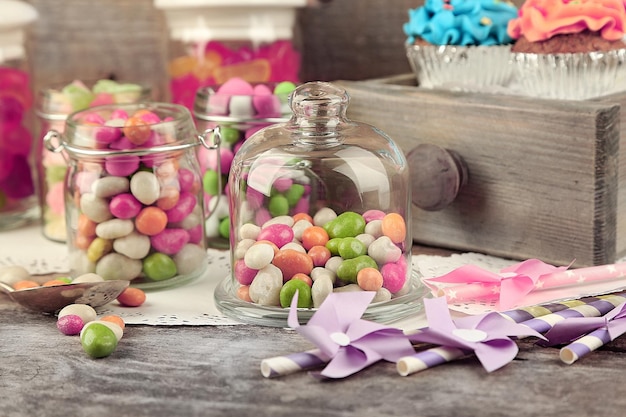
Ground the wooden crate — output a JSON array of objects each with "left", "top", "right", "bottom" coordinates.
[{"left": 336, "top": 75, "right": 624, "bottom": 267}]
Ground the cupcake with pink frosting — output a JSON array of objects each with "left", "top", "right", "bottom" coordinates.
[
  {"left": 403, "top": 0, "right": 519, "bottom": 90},
  {"left": 508, "top": 0, "right": 626, "bottom": 99}
]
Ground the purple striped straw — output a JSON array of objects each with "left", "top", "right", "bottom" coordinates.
[
  {"left": 560, "top": 329, "right": 613, "bottom": 365},
  {"left": 397, "top": 346, "right": 467, "bottom": 376},
  {"left": 261, "top": 349, "right": 330, "bottom": 378},
  {"left": 518, "top": 293, "right": 626, "bottom": 334}
]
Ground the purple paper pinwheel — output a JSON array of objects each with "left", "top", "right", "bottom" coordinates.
[
  {"left": 423, "top": 259, "right": 568, "bottom": 310},
  {"left": 542, "top": 301, "right": 626, "bottom": 364},
  {"left": 407, "top": 297, "right": 546, "bottom": 372},
  {"left": 287, "top": 291, "right": 415, "bottom": 379}
]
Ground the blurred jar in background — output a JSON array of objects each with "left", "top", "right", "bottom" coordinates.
[
  {"left": 0, "top": 0, "right": 39, "bottom": 230},
  {"left": 154, "top": 0, "right": 306, "bottom": 111},
  {"left": 36, "top": 80, "right": 151, "bottom": 242}
]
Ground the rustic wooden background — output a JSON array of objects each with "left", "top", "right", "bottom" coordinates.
[{"left": 22, "top": 0, "right": 423, "bottom": 98}]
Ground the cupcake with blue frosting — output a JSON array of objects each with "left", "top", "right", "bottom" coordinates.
[{"left": 404, "top": 0, "right": 518, "bottom": 90}]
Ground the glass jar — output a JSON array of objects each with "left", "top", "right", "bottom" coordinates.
[
  {"left": 193, "top": 79, "right": 295, "bottom": 248},
  {"left": 154, "top": 0, "right": 305, "bottom": 111},
  {"left": 44, "top": 103, "right": 210, "bottom": 290},
  {"left": 36, "top": 80, "right": 152, "bottom": 242},
  {"left": 0, "top": 0, "right": 39, "bottom": 230},
  {"left": 214, "top": 81, "right": 427, "bottom": 326}
]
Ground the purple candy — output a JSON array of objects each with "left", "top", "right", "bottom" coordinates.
[
  {"left": 187, "top": 224, "right": 203, "bottom": 244},
  {"left": 150, "top": 228, "right": 190, "bottom": 255},
  {"left": 381, "top": 260, "right": 407, "bottom": 293},
  {"left": 272, "top": 177, "right": 292, "bottom": 193},
  {"left": 57, "top": 314, "right": 84, "bottom": 336},
  {"left": 255, "top": 207, "right": 272, "bottom": 226},
  {"left": 178, "top": 168, "right": 196, "bottom": 193},
  {"left": 109, "top": 193, "right": 142, "bottom": 219},
  {"left": 363, "top": 209, "right": 385, "bottom": 222}
]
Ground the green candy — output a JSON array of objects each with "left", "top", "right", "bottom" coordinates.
[
  {"left": 337, "top": 237, "right": 367, "bottom": 259},
  {"left": 284, "top": 184, "right": 305, "bottom": 207},
  {"left": 336, "top": 255, "right": 378, "bottom": 284},
  {"left": 81, "top": 323, "right": 118, "bottom": 358},
  {"left": 325, "top": 238, "right": 342, "bottom": 256},
  {"left": 279, "top": 279, "right": 313, "bottom": 308},
  {"left": 143, "top": 252, "right": 177, "bottom": 281},
  {"left": 268, "top": 194, "right": 289, "bottom": 217},
  {"left": 323, "top": 211, "right": 366, "bottom": 239},
  {"left": 203, "top": 169, "right": 221, "bottom": 196},
  {"left": 219, "top": 216, "right": 230, "bottom": 239},
  {"left": 219, "top": 127, "right": 241, "bottom": 145},
  {"left": 45, "top": 165, "right": 67, "bottom": 184},
  {"left": 62, "top": 81, "right": 95, "bottom": 111},
  {"left": 273, "top": 81, "right": 297, "bottom": 102}
]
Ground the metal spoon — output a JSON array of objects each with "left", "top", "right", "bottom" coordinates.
[{"left": 0, "top": 280, "right": 130, "bottom": 313}]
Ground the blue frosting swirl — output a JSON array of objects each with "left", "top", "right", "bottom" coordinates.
[{"left": 403, "top": 0, "right": 518, "bottom": 46}]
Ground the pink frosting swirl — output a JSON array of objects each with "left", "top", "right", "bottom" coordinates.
[{"left": 507, "top": 0, "right": 626, "bottom": 42}]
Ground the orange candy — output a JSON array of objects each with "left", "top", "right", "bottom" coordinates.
[
  {"left": 301, "top": 226, "right": 329, "bottom": 251},
  {"left": 100, "top": 315, "right": 126, "bottom": 330},
  {"left": 308, "top": 245, "right": 331, "bottom": 267},
  {"left": 356, "top": 267, "right": 384, "bottom": 291},
  {"left": 116, "top": 287, "right": 146, "bottom": 307},
  {"left": 236, "top": 285, "right": 252, "bottom": 302},
  {"left": 292, "top": 212, "right": 313, "bottom": 224},
  {"left": 77, "top": 214, "right": 97, "bottom": 237},
  {"left": 381, "top": 213, "right": 407, "bottom": 244},
  {"left": 42, "top": 279, "right": 68, "bottom": 287},
  {"left": 291, "top": 273, "right": 313, "bottom": 287},
  {"left": 156, "top": 186, "right": 180, "bottom": 211},
  {"left": 123, "top": 116, "right": 151, "bottom": 145},
  {"left": 214, "top": 59, "right": 271, "bottom": 84},
  {"left": 13, "top": 280, "right": 40, "bottom": 290},
  {"left": 135, "top": 207, "right": 168, "bottom": 236},
  {"left": 272, "top": 249, "right": 314, "bottom": 281}
]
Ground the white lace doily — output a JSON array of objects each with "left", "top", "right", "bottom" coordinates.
[{"left": 2, "top": 224, "right": 626, "bottom": 328}]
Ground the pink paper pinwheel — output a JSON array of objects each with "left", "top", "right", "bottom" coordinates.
[
  {"left": 407, "top": 297, "right": 546, "bottom": 372},
  {"left": 423, "top": 259, "right": 569, "bottom": 310},
  {"left": 287, "top": 291, "right": 415, "bottom": 379}
]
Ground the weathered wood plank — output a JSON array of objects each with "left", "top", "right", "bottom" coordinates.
[{"left": 337, "top": 76, "right": 622, "bottom": 267}]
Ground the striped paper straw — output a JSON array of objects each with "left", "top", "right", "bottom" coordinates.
[
  {"left": 560, "top": 328, "right": 613, "bottom": 365},
  {"left": 518, "top": 293, "right": 626, "bottom": 334},
  {"left": 500, "top": 299, "right": 589, "bottom": 323},
  {"left": 261, "top": 349, "right": 330, "bottom": 378},
  {"left": 397, "top": 346, "right": 467, "bottom": 377}
]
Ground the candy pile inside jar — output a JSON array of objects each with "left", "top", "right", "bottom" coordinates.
[
  {"left": 56, "top": 104, "right": 208, "bottom": 288},
  {"left": 38, "top": 79, "right": 149, "bottom": 242},
  {"left": 195, "top": 77, "right": 296, "bottom": 247},
  {"left": 234, "top": 208, "right": 409, "bottom": 309}
]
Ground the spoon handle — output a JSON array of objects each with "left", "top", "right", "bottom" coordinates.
[{"left": 0, "top": 281, "right": 15, "bottom": 294}]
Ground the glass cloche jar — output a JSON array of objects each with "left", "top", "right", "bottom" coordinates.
[{"left": 214, "top": 81, "right": 426, "bottom": 326}]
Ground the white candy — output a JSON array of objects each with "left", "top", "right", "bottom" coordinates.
[
  {"left": 173, "top": 244, "right": 207, "bottom": 276},
  {"left": 313, "top": 207, "right": 337, "bottom": 227},
  {"left": 228, "top": 95, "right": 255, "bottom": 118},
  {"left": 373, "top": 287, "right": 392, "bottom": 303},
  {"left": 281, "top": 242, "right": 306, "bottom": 253},
  {"left": 292, "top": 219, "right": 313, "bottom": 241},
  {"left": 58, "top": 303, "right": 97, "bottom": 324},
  {"left": 364, "top": 219, "right": 383, "bottom": 238},
  {"left": 95, "top": 253, "right": 142, "bottom": 281},
  {"left": 239, "top": 223, "right": 261, "bottom": 240},
  {"left": 0, "top": 265, "right": 30, "bottom": 285},
  {"left": 310, "top": 266, "right": 336, "bottom": 284},
  {"left": 95, "top": 218, "right": 134, "bottom": 240},
  {"left": 80, "top": 193, "right": 113, "bottom": 223},
  {"left": 113, "top": 231, "right": 151, "bottom": 259},
  {"left": 368, "top": 236, "right": 402, "bottom": 265},
  {"left": 130, "top": 171, "right": 160, "bottom": 205},
  {"left": 355, "top": 233, "right": 375, "bottom": 249},
  {"left": 68, "top": 251, "right": 96, "bottom": 276},
  {"left": 312, "top": 274, "right": 334, "bottom": 308},
  {"left": 333, "top": 284, "right": 363, "bottom": 293},
  {"left": 324, "top": 256, "right": 343, "bottom": 274},
  {"left": 71, "top": 273, "right": 104, "bottom": 283},
  {"left": 91, "top": 176, "right": 130, "bottom": 198},
  {"left": 263, "top": 215, "right": 294, "bottom": 228},
  {"left": 248, "top": 264, "right": 282, "bottom": 306},
  {"left": 244, "top": 243, "right": 275, "bottom": 270}
]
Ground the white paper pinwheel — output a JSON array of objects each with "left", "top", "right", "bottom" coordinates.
[
  {"left": 287, "top": 291, "right": 415, "bottom": 379},
  {"left": 407, "top": 297, "right": 546, "bottom": 372}
]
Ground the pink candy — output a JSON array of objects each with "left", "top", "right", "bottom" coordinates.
[
  {"left": 150, "top": 228, "right": 190, "bottom": 255},
  {"left": 109, "top": 193, "right": 142, "bottom": 219},
  {"left": 257, "top": 223, "right": 294, "bottom": 248}
]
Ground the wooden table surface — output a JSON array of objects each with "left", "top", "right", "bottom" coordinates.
[{"left": 2, "top": 242, "right": 626, "bottom": 417}]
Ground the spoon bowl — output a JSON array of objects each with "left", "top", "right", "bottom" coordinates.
[{"left": 0, "top": 280, "right": 130, "bottom": 313}]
